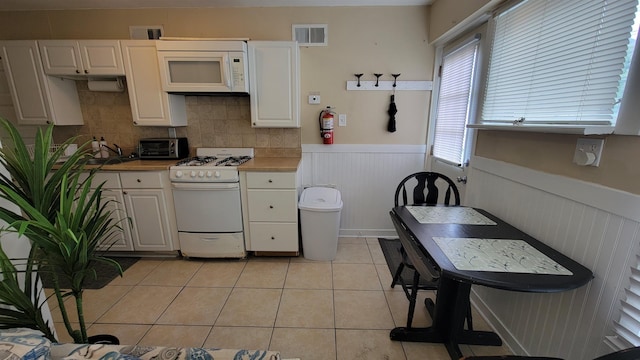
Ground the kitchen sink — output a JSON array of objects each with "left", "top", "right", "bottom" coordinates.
[{"left": 85, "top": 157, "right": 137, "bottom": 165}]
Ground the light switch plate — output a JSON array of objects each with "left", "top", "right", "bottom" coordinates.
[
  {"left": 338, "top": 114, "right": 347, "bottom": 126},
  {"left": 573, "top": 138, "right": 604, "bottom": 167}
]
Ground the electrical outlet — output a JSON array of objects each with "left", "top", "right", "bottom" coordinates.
[
  {"left": 338, "top": 114, "right": 347, "bottom": 126},
  {"left": 573, "top": 138, "right": 605, "bottom": 167}
]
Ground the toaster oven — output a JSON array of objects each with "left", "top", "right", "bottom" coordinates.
[{"left": 138, "top": 138, "right": 189, "bottom": 159}]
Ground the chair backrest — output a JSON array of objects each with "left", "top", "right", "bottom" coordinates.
[
  {"left": 394, "top": 172, "right": 461, "bottom": 207},
  {"left": 389, "top": 210, "right": 440, "bottom": 282}
]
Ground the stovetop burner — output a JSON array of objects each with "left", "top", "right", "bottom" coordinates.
[
  {"left": 176, "top": 156, "right": 218, "bottom": 167},
  {"left": 174, "top": 155, "right": 252, "bottom": 167},
  {"left": 216, "top": 156, "right": 252, "bottom": 167}
]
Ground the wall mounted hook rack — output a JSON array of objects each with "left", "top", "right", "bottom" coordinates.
[{"left": 346, "top": 80, "right": 432, "bottom": 91}]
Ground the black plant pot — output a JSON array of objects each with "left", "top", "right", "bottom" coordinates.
[{"left": 88, "top": 334, "right": 120, "bottom": 345}]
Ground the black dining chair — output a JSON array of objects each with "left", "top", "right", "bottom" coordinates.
[{"left": 390, "top": 171, "right": 470, "bottom": 328}]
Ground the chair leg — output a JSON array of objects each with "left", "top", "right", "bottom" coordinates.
[
  {"left": 466, "top": 303, "right": 473, "bottom": 331},
  {"left": 405, "top": 270, "right": 420, "bottom": 328},
  {"left": 391, "top": 262, "right": 405, "bottom": 288}
]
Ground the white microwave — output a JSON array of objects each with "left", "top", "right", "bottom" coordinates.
[{"left": 156, "top": 40, "right": 248, "bottom": 93}]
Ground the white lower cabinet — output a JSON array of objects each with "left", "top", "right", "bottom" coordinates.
[
  {"left": 90, "top": 172, "right": 134, "bottom": 252},
  {"left": 120, "top": 171, "right": 179, "bottom": 252},
  {"left": 248, "top": 223, "right": 298, "bottom": 251},
  {"left": 88, "top": 171, "right": 179, "bottom": 253},
  {"left": 241, "top": 171, "right": 299, "bottom": 253}
]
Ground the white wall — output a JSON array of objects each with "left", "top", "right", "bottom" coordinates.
[
  {"left": 466, "top": 156, "right": 640, "bottom": 359},
  {"left": 301, "top": 144, "right": 427, "bottom": 237}
]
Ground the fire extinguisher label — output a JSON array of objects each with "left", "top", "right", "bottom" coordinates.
[{"left": 322, "top": 117, "right": 333, "bottom": 129}]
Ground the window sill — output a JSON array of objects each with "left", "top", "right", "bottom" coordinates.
[{"left": 467, "top": 123, "right": 615, "bottom": 135}]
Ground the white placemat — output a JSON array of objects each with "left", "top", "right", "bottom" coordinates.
[
  {"left": 433, "top": 237, "right": 573, "bottom": 275},
  {"left": 406, "top": 206, "right": 497, "bottom": 225}
]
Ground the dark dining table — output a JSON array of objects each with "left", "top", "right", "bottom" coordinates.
[{"left": 389, "top": 205, "right": 593, "bottom": 360}]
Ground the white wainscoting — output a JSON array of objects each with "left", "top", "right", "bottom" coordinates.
[
  {"left": 467, "top": 156, "right": 640, "bottom": 359},
  {"left": 301, "top": 144, "right": 427, "bottom": 237}
]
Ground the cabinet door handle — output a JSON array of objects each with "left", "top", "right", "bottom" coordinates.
[
  {"left": 269, "top": 205, "right": 274, "bottom": 209},
  {"left": 84, "top": 69, "right": 89, "bottom": 74},
  {"left": 268, "top": 179, "right": 273, "bottom": 183},
  {"left": 123, "top": 191, "right": 128, "bottom": 195},
  {"left": 271, "top": 236, "right": 275, "bottom": 240},
  {"left": 75, "top": 69, "right": 80, "bottom": 74},
  {"left": 137, "top": 179, "right": 141, "bottom": 183}
]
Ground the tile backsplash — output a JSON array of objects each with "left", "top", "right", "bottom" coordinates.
[{"left": 53, "top": 81, "right": 301, "bottom": 158}]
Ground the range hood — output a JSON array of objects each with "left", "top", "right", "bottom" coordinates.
[{"left": 87, "top": 77, "right": 125, "bottom": 92}]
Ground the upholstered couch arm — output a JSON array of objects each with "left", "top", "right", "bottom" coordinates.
[
  {"left": 50, "top": 343, "right": 281, "bottom": 360},
  {"left": 0, "top": 329, "right": 286, "bottom": 360}
]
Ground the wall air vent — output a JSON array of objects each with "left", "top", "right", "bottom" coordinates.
[
  {"left": 292, "top": 24, "right": 328, "bottom": 46},
  {"left": 129, "top": 26, "right": 164, "bottom": 40}
]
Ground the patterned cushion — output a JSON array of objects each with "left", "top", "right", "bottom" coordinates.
[
  {"left": 50, "top": 343, "right": 281, "bottom": 360},
  {"left": 0, "top": 328, "right": 51, "bottom": 360},
  {"left": 0, "top": 328, "right": 283, "bottom": 360}
]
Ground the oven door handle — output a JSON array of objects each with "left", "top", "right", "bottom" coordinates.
[{"left": 171, "top": 182, "right": 239, "bottom": 190}]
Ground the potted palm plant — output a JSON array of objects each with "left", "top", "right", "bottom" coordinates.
[{"left": 0, "top": 117, "right": 124, "bottom": 343}]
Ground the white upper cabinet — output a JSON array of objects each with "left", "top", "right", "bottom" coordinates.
[
  {"left": 120, "top": 40, "right": 187, "bottom": 127},
  {"left": 0, "top": 40, "right": 83, "bottom": 126},
  {"left": 39, "top": 40, "right": 125, "bottom": 76},
  {"left": 248, "top": 41, "right": 300, "bottom": 128}
]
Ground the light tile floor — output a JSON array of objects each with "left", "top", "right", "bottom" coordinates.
[{"left": 49, "top": 237, "right": 513, "bottom": 360}]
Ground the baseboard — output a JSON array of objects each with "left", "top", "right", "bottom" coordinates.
[
  {"left": 339, "top": 229, "right": 398, "bottom": 238},
  {"left": 470, "top": 289, "right": 525, "bottom": 355}
]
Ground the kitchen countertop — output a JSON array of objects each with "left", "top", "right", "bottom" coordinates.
[
  {"left": 57, "top": 157, "right": 301, "bottom": 172},
  {"left": 239, "top": 157, "right": 300, "bottom": 172}
]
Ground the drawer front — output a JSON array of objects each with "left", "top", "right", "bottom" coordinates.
[
  {"left": 179, "top": 232, "right": 246, "bottom": 258},
  {"left": 249, "top": 222, "right": 298, "bottom": 252},
  {"left": 120, "top": 171, "right": 167, "bottom": 188},
  {"left": 80, "top": 172, "right": 121, "bottom": 189},
  {"left": 246, "top": 172, "right": 295, "bottom": 189},
  {"left": 247, "top": 190, "right": 297, "bottom": 221}
]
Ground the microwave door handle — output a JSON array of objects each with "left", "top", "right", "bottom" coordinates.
[{"left": 223, "top": 54, "right": 232, "bottom": 89}]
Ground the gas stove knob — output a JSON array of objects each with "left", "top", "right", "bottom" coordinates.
[
  {"left": 214, "top": 171, "right": 221, "bottom": 178},
  {"left": 190, "top": 171, "right": 197, "bottom": 178},
  {"left": 206, "top": 171, "right": 213, "bottom": 178},
  {"left": 198, "top": 171, "right": 205, "bottom": 178},
  {"left": 175, "top": 170, "right": 183, "bottom": 178}
]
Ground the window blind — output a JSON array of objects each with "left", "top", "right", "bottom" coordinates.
[
  {"left": 432, "top": 38, "right": 480, "bottom": 166},
  {"left": 481, "top": 0, "right": 639, "bottom": 126},
  {"left": 613, "top": 260, "right": 640, "bottom": 348}
]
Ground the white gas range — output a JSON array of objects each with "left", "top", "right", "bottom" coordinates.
[
  {"left": 169, "top": 147, "right": 253, "bottom": 183},
  {"left": 170, "top": 148, "right": 253, "bottom": 258}
]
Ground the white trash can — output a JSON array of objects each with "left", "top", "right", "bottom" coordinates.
[{"left": 298, "top": 187, "right": 343, "bottom": 261}]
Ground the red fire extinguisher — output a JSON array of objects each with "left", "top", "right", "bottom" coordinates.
[{"left": 319, "top": 106, "right": 335, "bottom": 144}]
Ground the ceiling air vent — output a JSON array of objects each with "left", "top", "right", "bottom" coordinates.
[{"left": 292, "top": 24, "right": 328, "bottom": 46}]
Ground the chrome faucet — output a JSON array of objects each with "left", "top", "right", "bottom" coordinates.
[{"left": 101, "top": 143, "right": 123, "bottom": 157}]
